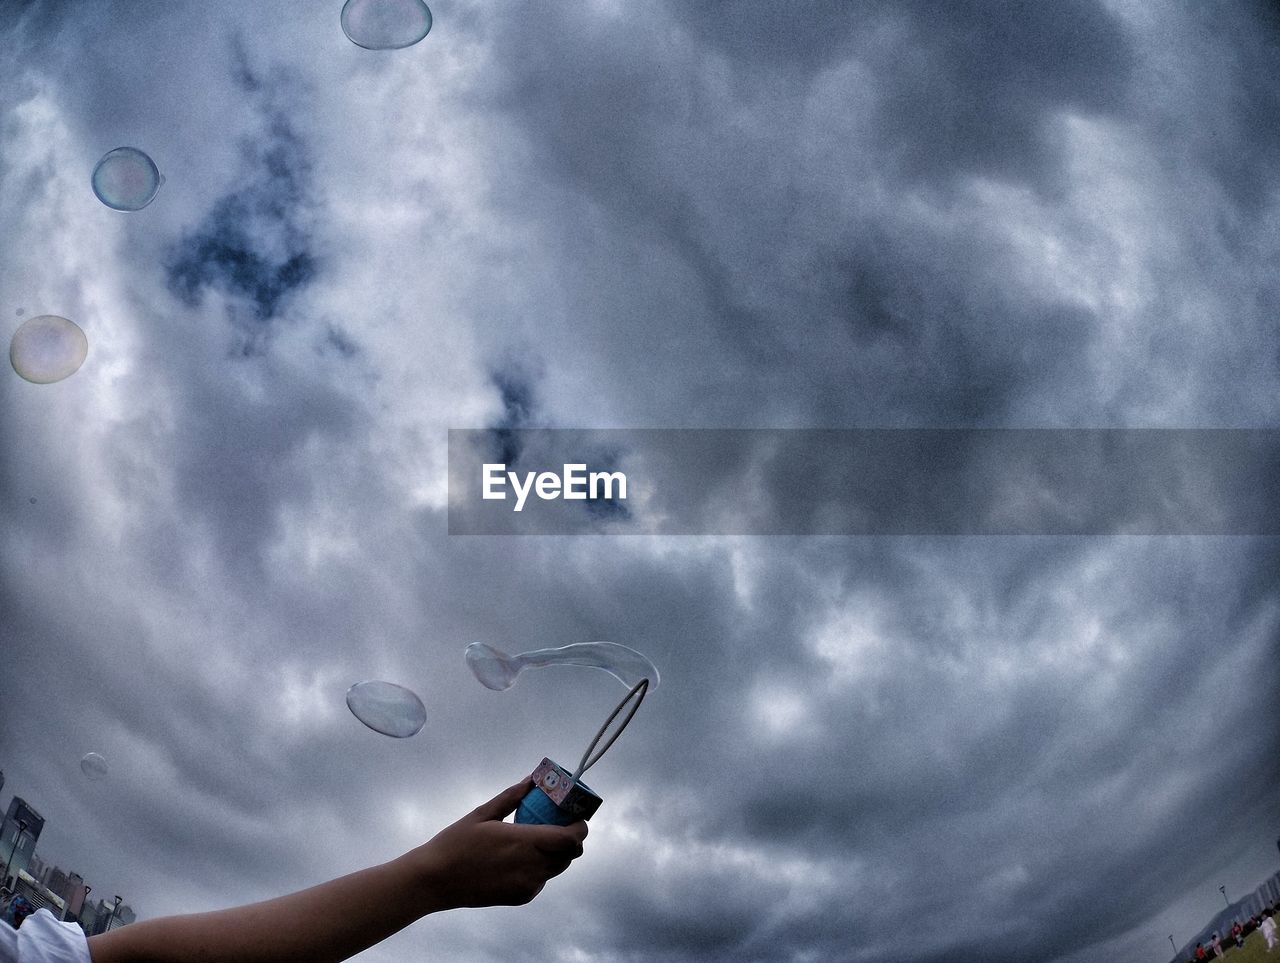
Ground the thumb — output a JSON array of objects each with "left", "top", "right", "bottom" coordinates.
[{"left": 468, "top": 776, "right": 535, "bottom": 822}]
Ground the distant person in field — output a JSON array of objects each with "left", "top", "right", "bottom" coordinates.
[
  {"left": 1233, "top": 920, "right": 1244, "bottom": 948},
  {"left": 1210, "top": 931, "right": 1223, "bottom": 957},
  {"left": 1195, "top": 940, "right": 1207, "bottom": 960},
  {"left": 1261, "top": 911, "right": 1278, "bottom": 951}
]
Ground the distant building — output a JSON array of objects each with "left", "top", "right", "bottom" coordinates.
[
  {"left": 85, "top": 898, "right": 135, "bottom": 936},
  {"left": 12, "top": 868, "right": 65, "bottom": 917},
  {"left": 26, "top": 854, "right": 49, "bottom": 886},
  {"left": 62, "top": 876, "right": 89, "bottom": 922},
  {"left": 1264, "top": 873, "right": 1280, "bottom": 906},
  {"left": 77, "top": 900, "right": 96, "bottom": 934},
  {"left": 45, "top": 866, "right": 69, "bottom": 898},
  {"left": 1, "top": 797, "right": 44, "bottom": 890},
  {"left": 85, "top": 899, "right": 110, "bottom": 936},
  {"left": 42, "top": 867, "right": 89, "bottom": 921}
]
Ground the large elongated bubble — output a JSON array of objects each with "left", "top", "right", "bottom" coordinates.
[
  {"left": 92, "top": 147, "right": 162, "bottom": 211},
  {"left": 346, "top": 680, "right": 427, "bottom": 737},
  {"left": 341, "top": 0, "right": 432, "bottom": 49},
  {"left": 465, "top": 642, "right": 660, "bottom": 692},
  {"left": 10, "top": 315, "right": 88, "bottom": 383},
  {"left": 80, "top": 752, "right": 108, "bottom": 779}
]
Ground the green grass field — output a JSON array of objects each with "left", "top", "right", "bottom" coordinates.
[{"left": 1190, "top": 928, "right": 1277, "bottom": 963}]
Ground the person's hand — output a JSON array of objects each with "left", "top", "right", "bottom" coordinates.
[{"left": 407, "top": 777, "right": 588, "bottom": 910}]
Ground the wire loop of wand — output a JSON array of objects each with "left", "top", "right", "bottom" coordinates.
[{"left": 570, "top": 677, "right": 650, "bottom": 789}]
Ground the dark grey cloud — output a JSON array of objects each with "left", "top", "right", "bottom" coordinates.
[
  {"left": 863, "top": 0, "right": 1134, "bottom": 191},
  {"left": 454, "top": 1, "right": 1135, "bottom": 431},
  {"left": 166, "top": 58, "right": 320, "bottom": 356},
  {"left": 487, "top": 364, "right": 539, "bottom": 466},
  {"left": 1181, "top": 1, "right": 1280, "bottom": 215},
  {"left": 2, "top": 2, "right": 1279, "bottom": 963},
  {"left": 672, "top": 0, "right": 1136, "bottom": 189}
]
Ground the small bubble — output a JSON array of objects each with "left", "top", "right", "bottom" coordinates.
[
  {"left": 92, "top": 147, "right": 162, "bottom": 211},
  {"left": 465, "top": 642, "right": 660, "bottom": 691},
  {"left": 80, "top": 752, "right": 108, "bottom": 779},
  {"left": 15, "top": 307, "right": 24, "bottom": 316},
  {"left": 10, "top": 315, "right": 88, "bottom": 384},
  {"left": 346, "top": 680, "right": 427, "bottom": 737},
  {"left": 342, "top": 0, "right": 432, "bottom": 50},
  {"left": 29, "top": 497, "right": 36, "bottom": 504}
]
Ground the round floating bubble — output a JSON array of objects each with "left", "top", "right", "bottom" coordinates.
[
  {"left": 341, "top": 0, "right": 432, "bottom": 49},
  {"left": 10, "top": 315, "right": 88, "bottom": 384},
  {"left": 346, "top": 680, "right": 427, "bottom": 737},
  {"left": 15, "top": 307, "right": 24, "bottom": 316},
  {"left": 80, "top": 752, "right": 108, "bottom": 779},
  {"left": 91, "top": 147, "right": 162, "bottom": 211},
  {"left": 465, "top": 642, "right": 660, "bottom": 692}
]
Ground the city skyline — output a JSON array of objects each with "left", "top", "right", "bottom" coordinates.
[{"left": 1, "top": 779, "right": 133, "bottom": 937}]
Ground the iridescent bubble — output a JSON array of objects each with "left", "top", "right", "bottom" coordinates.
[
  {"left": 91, "top": 147, "right": 162, "bottom": 211},
  {"left": 341, "top": 0, "right": 432, "bottom": 50},
  {"left": 465, "top": 642, "right": 660, "bottom": 692},
  {"left": 80, "top": 752, "right": 108, "bottom": 779},
  {"left": 346, "top": 680, "right": 427, "bottom": 737},
  {"left": 10, "top": 315, "right": 88, "bottom": 384}
]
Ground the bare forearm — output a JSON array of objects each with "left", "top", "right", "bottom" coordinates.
[
  {"left": 82, "top": 778, "right": 586, "bottom": 963},
  {"left": 86, "top": 851, "right": 444, "bottom": 963}
]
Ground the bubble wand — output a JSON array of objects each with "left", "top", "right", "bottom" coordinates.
[
  {"left": 571, "top": 676, "right": 649, "bottom": 788},
  {"left": 465, "top": 641, "right": 656, "bottom": 824},
  {"left": 514, "top": 676, "right": 650, "bottom": 826}
]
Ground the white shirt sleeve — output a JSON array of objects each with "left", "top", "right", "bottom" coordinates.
[{"left": 0, "top": 911, "right": 92, "bottom": 963}]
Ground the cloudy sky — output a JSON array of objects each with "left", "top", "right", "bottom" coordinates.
[{"left": 2, "top": 0, "right": 1279, "bottom": 960}]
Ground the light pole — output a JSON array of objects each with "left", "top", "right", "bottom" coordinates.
[
  {"left": 1169, "top": 934, "right": 1176, "bottom": 956},
  {"left": 1, "top": 818, "right": 29, "bottom": 892},
  {"left": 106, "top": 894, "right": 122, "bottom": 932},
  {"left": 1220, "top": 885, "right": 1229, "bottom": 908}
]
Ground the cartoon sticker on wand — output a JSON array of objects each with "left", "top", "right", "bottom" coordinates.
[{"left": 464, "top": 642, "right": 659, "bottom": 826}]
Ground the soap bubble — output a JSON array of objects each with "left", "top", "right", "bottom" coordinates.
[
  {"left": 346, "top": 680, "right": 427, "bottom": 737},
  {"left": 341, "top": 0, "right": 432, "bottom": 49},
  {"left": 15, "top": 308, "right": 24, "bottom": 316},
  {"left": 465, "top": 642, "right": 660, "bottom": 692},
  {"left": 80, "top": 752, "right": 108, "bottom": 779},
  {"left": 10, "top": 315, "right": 88, "bottom": 384},
  {"left": 92, "top": 147, "right": 162, "bottom": 211}
]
